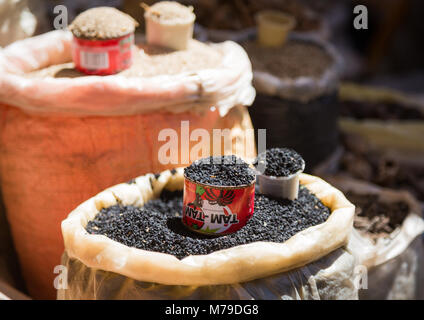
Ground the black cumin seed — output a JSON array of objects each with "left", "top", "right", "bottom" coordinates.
[
  {"left": 184, "top": 155, "right": 255, "bottom": 186},
  {"left": 254, "top": 148, "right": 305, "bottom": 177},
  {"left": 86, "top": 187, "right": 330, "bottom": 259}
]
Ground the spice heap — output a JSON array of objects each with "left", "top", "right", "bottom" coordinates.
[
  {"left": 243, "top": 40, "right": 332, "bottom": 79},
  {"left": 347, "top": 192, "right": 409, "bottom": 242},
  {"left": 86, "top": 187, "right": 330, "bottom": 259},
  {"left": 254, "top": 148, "right": 305, "bottom": 177},
  {"left": 184, "top": 155, "right": 256, "bottom": 186},
  {"left": 69, "top": 7, "right": 138, "bottom": 40}
]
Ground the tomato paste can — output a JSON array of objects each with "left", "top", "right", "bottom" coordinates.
[
  {"left": 182, "top": 176, "right": 255, "bottom": 235},
  {"left": 72, "top": 33, "right": 134, "bottom": 75}
]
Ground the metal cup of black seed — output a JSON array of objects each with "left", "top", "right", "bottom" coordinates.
[
  {"left": 182, "top": 155, "right": 256, "bottom": 235},
  {"left": 254, "top": 148, "right": 305, "bottom": 200}
]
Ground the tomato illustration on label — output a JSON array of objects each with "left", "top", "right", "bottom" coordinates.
[
  {"left": 182, "top": 186, "right": 205, "bottom": 230},
  {"left": 182, "top": 178, "right": 255, "bottom": 235}
]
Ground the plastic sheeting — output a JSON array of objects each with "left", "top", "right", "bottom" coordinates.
[
  {"left": 58, "top": 247, "right": 358, "bottom": 300},
  {"left": 327, "top": 177, "right": 424, "bottom": 300},
  {"left": 351, "top": 230, "right": 424, "bottom": 300}
]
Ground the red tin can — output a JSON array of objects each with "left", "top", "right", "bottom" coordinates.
[
  {"left": 72, "top": 33, "right": 134, "bottom": 75},
  {"left": 182, "top": 176, "right": 255, "bottom": 235}
]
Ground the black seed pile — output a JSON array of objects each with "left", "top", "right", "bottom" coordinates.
[
  {"left": 184, "top": 155, "right": 255, "bottom": 186},
  {"left": 86, "top": 186, "right": 330, "bottom": 259},
  {"left": 254, "top": 148, "right": 305, "bottom": 177}
]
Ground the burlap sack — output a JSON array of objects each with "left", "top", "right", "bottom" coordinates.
[
  {"left": 59, "top": 169, "right": 357, "bottom": 300},
  {"left": 0, "top": 30, "right": 255, "bottom": 299},
  {"left": 327, "top": 177, "right": 424, "bottom": 300}
]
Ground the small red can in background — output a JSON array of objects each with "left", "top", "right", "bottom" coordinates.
[
  {"left": 72, "top": 33, "right": 134, "bottom": 75},
  {"left": 182, "top": 176, "right": 255, "bottom": 236}
]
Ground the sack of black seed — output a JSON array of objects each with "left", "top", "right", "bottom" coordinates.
[
  {"left": 59, "top": 168, "right": 357, "bottom": 300},
  {"left": 329, "top": 177, "right": 424, "bottom": 300},
  {"left": 244, "top": 34, "right": 343, "bottom": 169}
]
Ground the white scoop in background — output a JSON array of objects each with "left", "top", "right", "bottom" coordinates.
[{"left": 143, "top": 1, "right": 195, "bottom": 50}]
